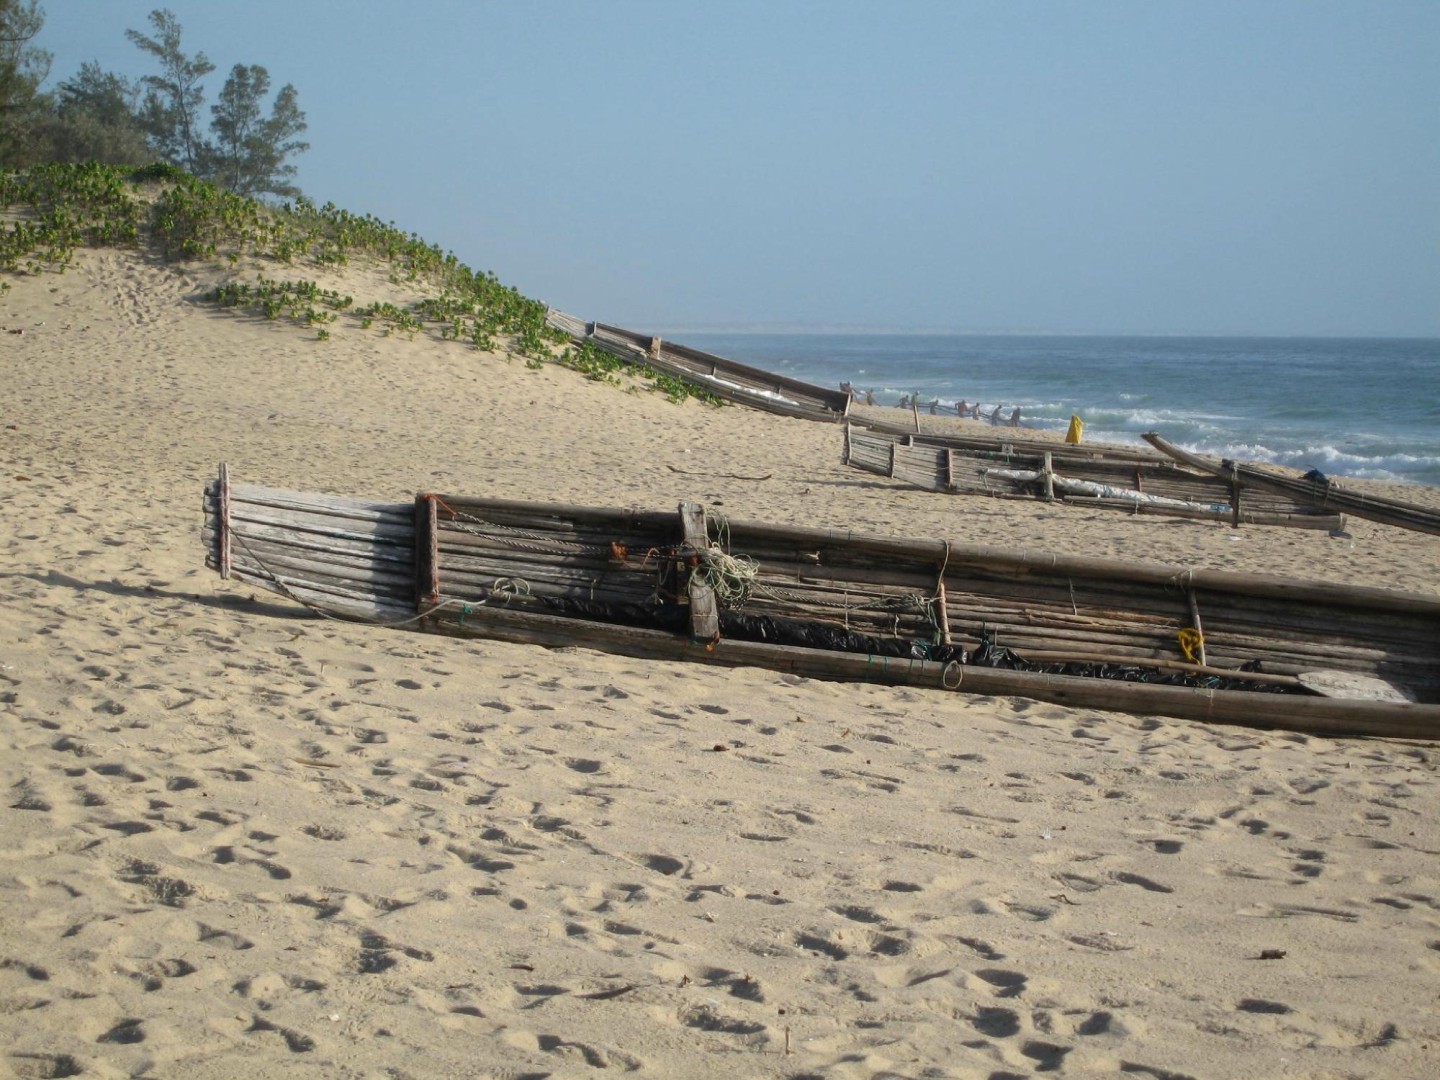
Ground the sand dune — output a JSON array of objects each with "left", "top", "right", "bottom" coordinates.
[{"left": 2, "top": 249, "right": 1437, "bottom": 1078}]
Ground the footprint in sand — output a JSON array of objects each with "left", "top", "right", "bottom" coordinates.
[
  {"left": 96, "top": 1018, "right": 145, "bottom": 1045},
  {"left": 7, "top": 1052, "right": 84, "bottom": 1078},
  {"left": 974, "top": 968, "right": 1029, "bottom": 998}
]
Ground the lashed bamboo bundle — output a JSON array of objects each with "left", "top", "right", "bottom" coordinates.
[
  {"left": 853, "top": 422, "right": 1167, "bottom": 464},
  {"left": 544, "top": 308, "right": 851, "bottom": 421},
  {"left": 203, "top": 469, "right": 1440, "bottom": 739},
  {"left": 717, "top": 512, "right": 1437, "bottom": 697},
  {"left": 418, "top": 494, "right": 685, "bottom": 623},
  {"left": 1144, "top": 432, "right": 1440, "bottom": 537},
  {"left": 202, "top": 469, "right": 417, "bottom": 622},
  {"left": 844, "top": 427, "right": 1344, "bottom": 530}
]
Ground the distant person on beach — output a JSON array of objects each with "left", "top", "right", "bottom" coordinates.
[
  {"left": 1009, "top": 407, "right": 1022, "bottom": 427},
  {"left": 957, "top": 400, "right": 969, "bottom": 417},
  {"left": 987, "top": 404, "right": 1005, "bottom": 424},
  {"left": 928, "top": 399, "right": 938, "bottom": 414},
  {"left": 865, "top": 389, "right": 876, "bottom": 406},
  {"left": 898, "top": 394, "right": 911, "bottom": 409}
]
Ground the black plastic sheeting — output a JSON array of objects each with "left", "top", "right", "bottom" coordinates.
[
  {"left": 966, "top": 633, "right": 1291, "bottom": 693},
  {"left": 532, "top": 595, "right": 1293, "bottom": 695},
  {"left": 542, "top": 595, "right": 688, "bottom": 631},
  {"left": 719, "top": 611, "right": 966, "bottom": 664}
]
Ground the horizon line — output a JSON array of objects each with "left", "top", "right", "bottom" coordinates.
[{"left": 636, "top": 324, "right": 1440, "bottom": 341}]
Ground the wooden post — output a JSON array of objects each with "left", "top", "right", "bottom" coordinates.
[
  {"left": 935, "top": 580, "right": 953, "bottom": 646},
  {"left": 1230, "top": 465, "right": 1242, "bottom": 530},
  {"left": 217, "top": 462, "right": 232, "bottom": 580},
  {"left": 911, "top": 395, "right": 921, "bottom": 432},
  {"left": 649, "top": 336, "right": 662, "bottom": 358},
  {"left": 679, "top": 502, "right": 720, "bottom": 643},
  {"left": 1187, "top": 589, "right": 1208, "bottom": 667},
  {"left": 888, "top": 441, "right": 898, "bottom": 479},
  {"left": 1042, "top": 451, "right": 1056, "bottom": 503},
  {"left": 415, "top": 493, "right": 441, "bottom": 609}
]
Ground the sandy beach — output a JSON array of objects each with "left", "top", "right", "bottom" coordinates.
[{"left": 3, "top": 248, "right": 1438, "bottom": 1078}]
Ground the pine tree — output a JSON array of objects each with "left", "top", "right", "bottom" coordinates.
[
  {"left": 210, "top": 63, "right": 308, "bottom": 198},
  {"left": 125, "top": 9, "right": 309, "bottom": 198},
  {"left": 0, "top": 0, "right": 51, "bottom": 165},
  {"left": 126, "top": 8, "right": 214, "bottom": 175}
]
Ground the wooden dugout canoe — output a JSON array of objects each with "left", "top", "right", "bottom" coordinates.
[{"left": 203, "top": 466, "right": 1440, "bottom": 740}]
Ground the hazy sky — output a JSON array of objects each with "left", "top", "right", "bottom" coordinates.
[{"left": 35, "top": 1, "right": 1440, "bottom": 336}]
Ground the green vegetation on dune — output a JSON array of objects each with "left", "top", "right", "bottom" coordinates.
[{"left": 0, "top": 160, "right": 724, "bottom": 405}]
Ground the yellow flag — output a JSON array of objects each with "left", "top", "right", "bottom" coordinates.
[{"left": 1065, "top": 415, "right": 1084, "bottom": 444}]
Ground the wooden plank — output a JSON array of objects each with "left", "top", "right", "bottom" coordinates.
[{"left": 1298, "top": 671, "right": 1416, "bottom": 702}]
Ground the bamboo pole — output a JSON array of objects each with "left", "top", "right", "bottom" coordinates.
[
  {"left": 1012, "top": 648, "right": 1301, "bottom": 687},
  {"left": 1187, "top": 590, "right": 1208, "bottom": 666}
]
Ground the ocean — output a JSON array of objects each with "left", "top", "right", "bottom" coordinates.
[{"left": 678, "top": 333, "right": 1440, "bottom": 488}]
